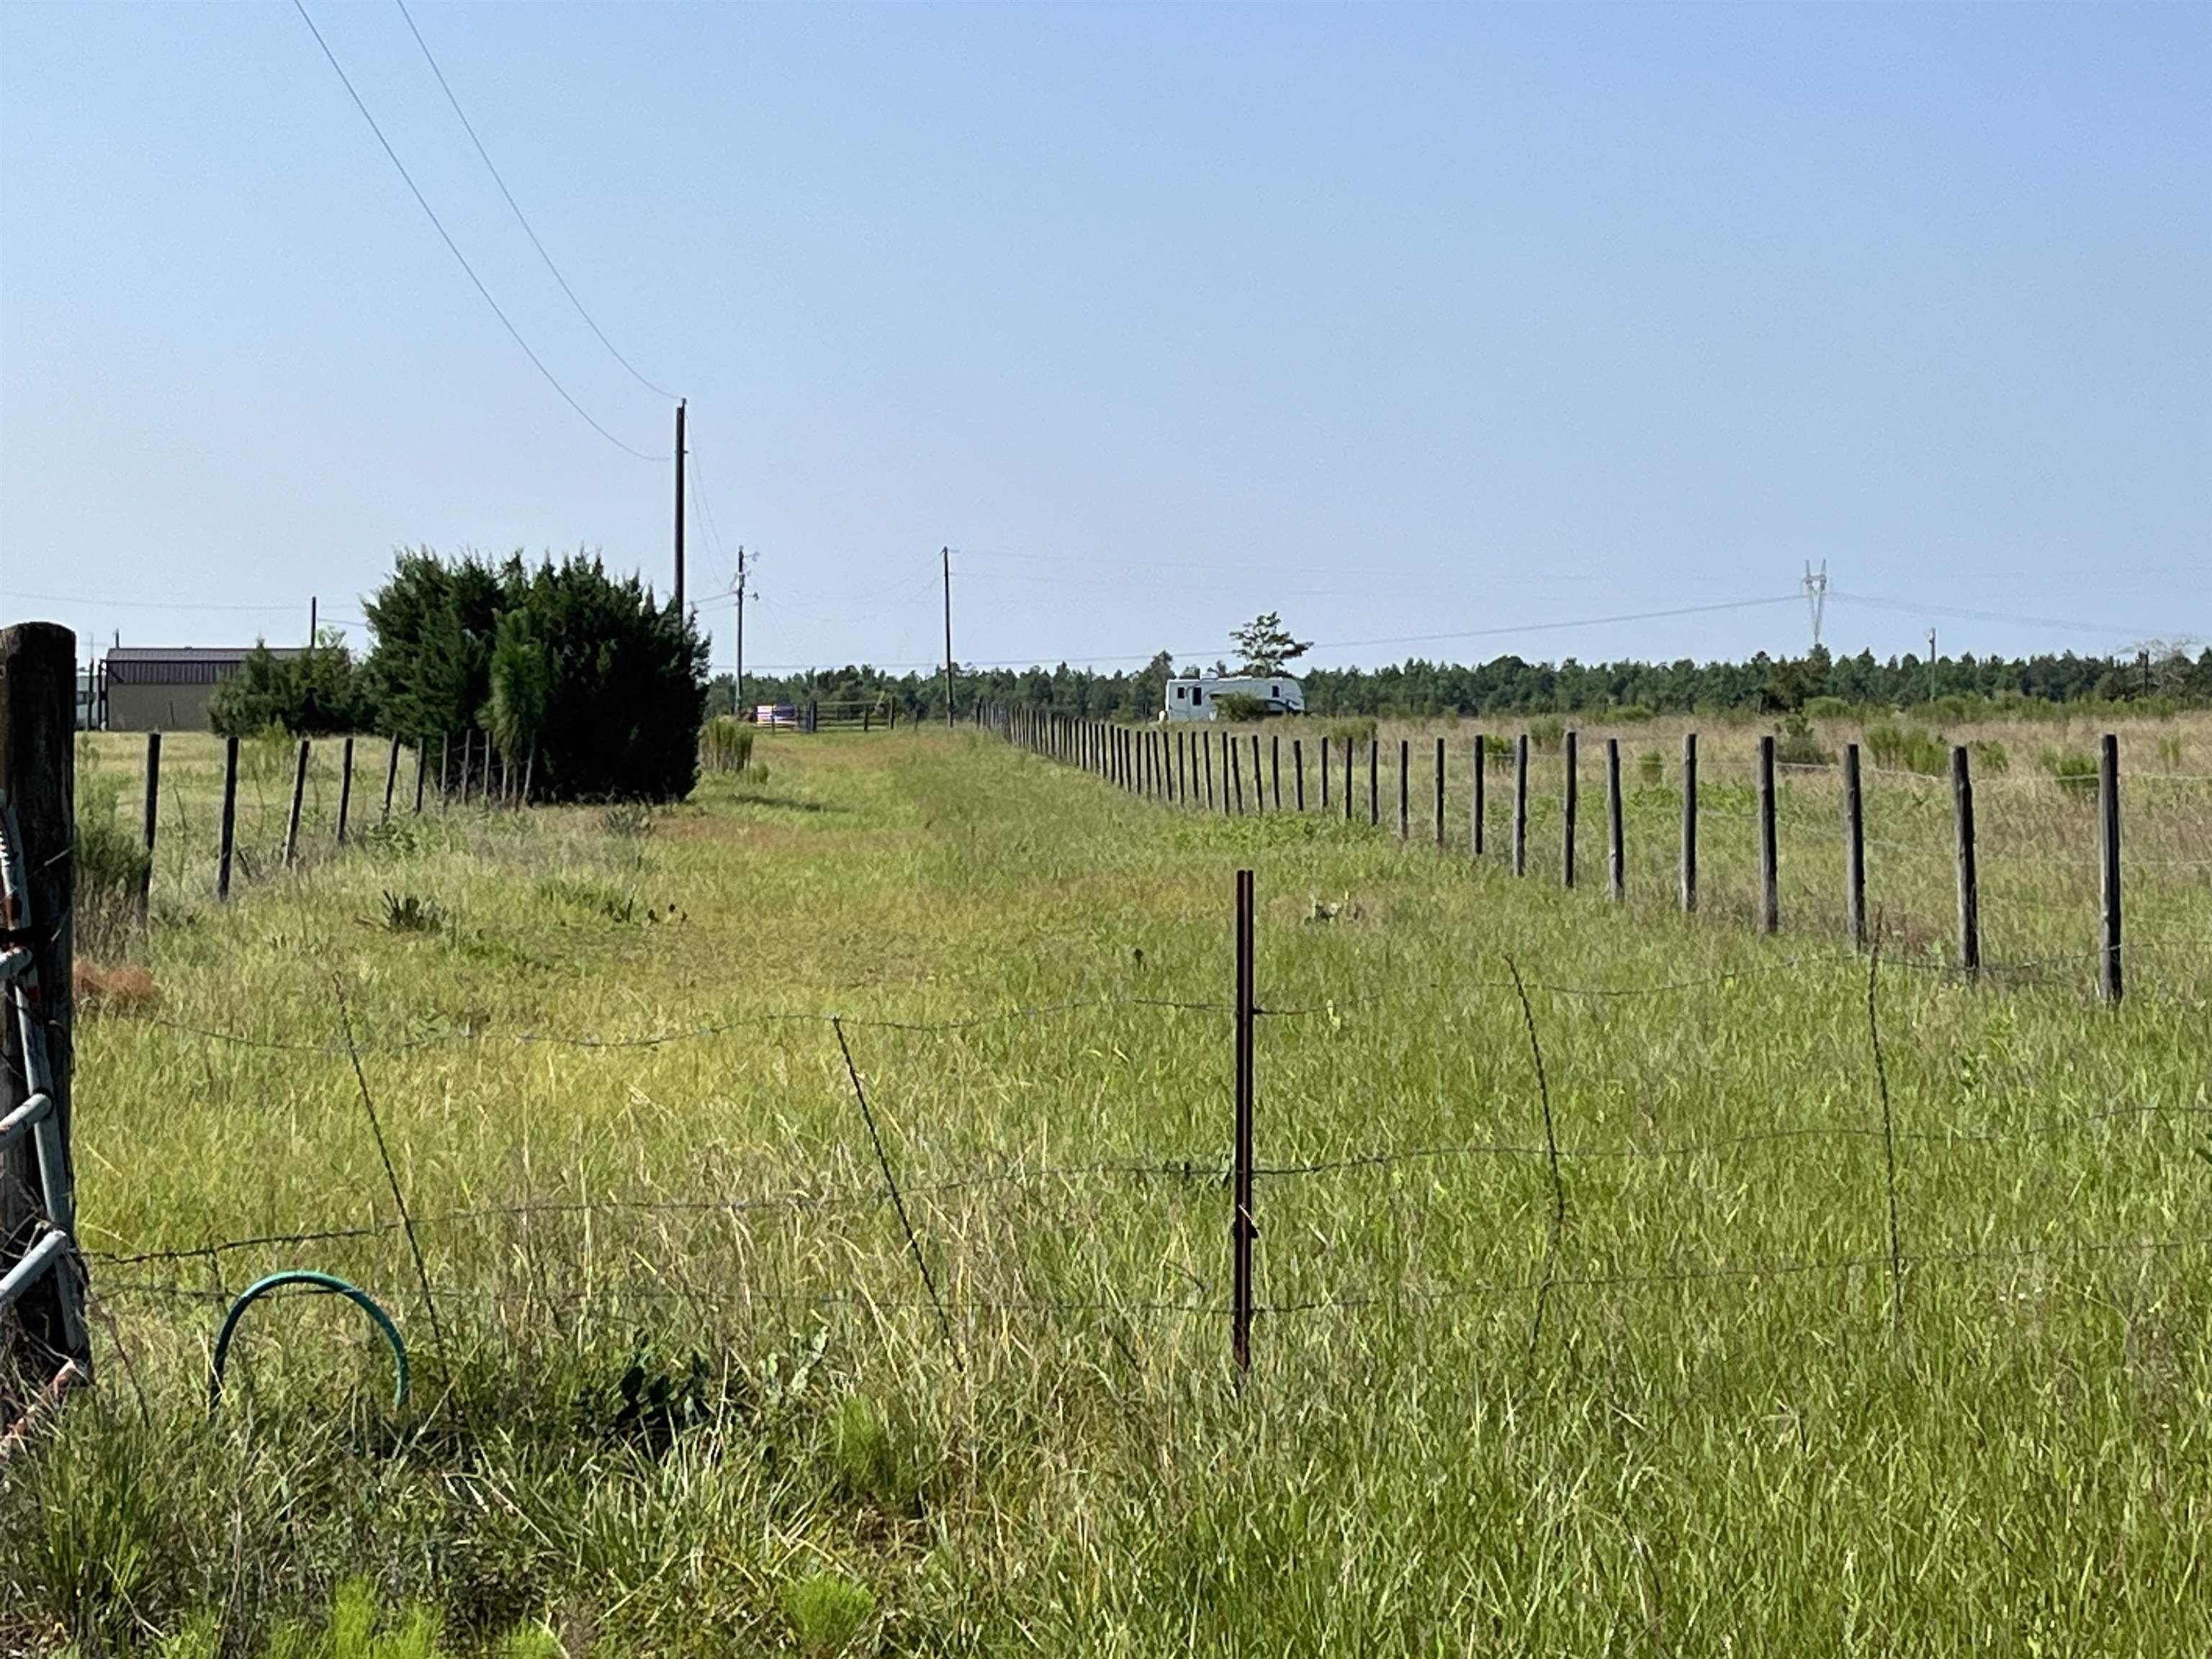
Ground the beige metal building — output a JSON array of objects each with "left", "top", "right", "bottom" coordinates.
[{"left": 102, "top": 647, "right": 298, "bottom": 732}]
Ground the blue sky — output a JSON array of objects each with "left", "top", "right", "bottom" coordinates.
[{"left": 3, "top": 2, "right": 2205, "bottom": 678}]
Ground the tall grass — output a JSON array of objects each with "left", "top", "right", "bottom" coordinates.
[{"left": 4, "top": 725, "right": 2208, "bottom": 1653}]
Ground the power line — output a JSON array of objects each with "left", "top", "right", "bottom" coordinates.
[
  {"left": 289, "top": 0, "right": 664, "bottom": 463},
  {"left": 3, "top": 592, "right": 313, "bottom": 614},
  {"left": 1828, "top": 592, "right": 2177, "bottom": 642},
  {"left": 392, "top": 0, "right": 676, "bottom": 403}
]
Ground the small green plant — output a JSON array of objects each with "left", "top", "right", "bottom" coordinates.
[
  {"left": 2157, "top": 732, "right": 2185, "bottom": 770},
  {"left": 1773, "top": 713, "right": 1833, "bottom": 769},
  {"left": 781, "top": 1570, "right": 876, "bottom": 1657},
  {"left": 1803, "top": 696, "right": 1851, "bottom": 720},
  {"left": 2039, "top": 745, "right": 2099, "bottom": 794},
  {"left": 1526, "top": 716, "right": 1567, "bottom": 753},
  {"left": 372, "top": 891, "right": 447, "bottom": 934},
  {"left": 1637, "top": 749, "right": 1665, "bottom": 786},
  {"left": 1968, "top": 738, "right": 2010, "bottom": 774},
  {"left": 1483, "top": 733, "right": 1514, "bottom": 767},
  {"left": 74, "top": 763, "right": 151, "bottom": 960},
  {"left": 1611, "top": 703, "right": 1656, "bottom": 723},
  {"left": 601, "top": 803, "right": 656, "bottom": 840},
  {"left": 829, "top": 1394, "right": 922, "bottom": 1516},
  {"left": 1327, "top": 716, "right": 1378, "bottom": 747}
]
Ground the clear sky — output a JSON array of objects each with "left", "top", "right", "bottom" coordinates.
[{"left": 3, "top": 2, "right": 2206, "bottom": 678}]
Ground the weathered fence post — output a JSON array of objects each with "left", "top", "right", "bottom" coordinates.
[
  {"left": 336, "top": 736, "right": 356, "bottom": 846},
  {"left": 1758, "top": 734, "right": 1779, "bottom": 934},
  {"left": 1271, "top": 734, "right": 1281, "bottom": 813},
  {"left": 1606, "top": 737, "right": 1624, "bottom": 902},
  {"left": 138, "top": 732, "right": 161, "bottom": 921},
  {"left": 1471, "top": 736, "right": 1485, "bottom": 857},
  {"left": 382, "top": 736, "right": 400, "bottom": 819},
  {"left": 1434, "top": 737, "right": 1444, "bottom": 850},
  {"left": 1512, "top": 734, "right": 1529, "bottom": 876},
  {"left": 1343, "top": 737, "right": 1353, "bottom": 822},
  {"left": 458, "top": 729, "right": 473, "bottom": 807},
  {"left": 217, "top": 735, "right": 239, "bottom": 901},
  {"left": 1398, "top": 739, "right": 1409, "bottom": 840},
  {"left": 1230, "top": 732, "right": 1244, "bottom": 814},
  {"left": 1320, "top": 733, "right": 1331, "bottom": 811},
  {"left": 0, "top": 621, "right": 91, "bottom": 1392},
  {"left": 1231, "top": 867, "right": 1256, "bottom": 1377},
  {"left": 1843, "top": 742, "right": 1866, "bottom": 950},
  {"left": 1680, "top": 732, "right": 1698, "bottom": 913},
  {"left": 1562, "top": 729, "right": 1578, "bottom": 889},
  {"left": 1251, "top": 734, "right": 1263, "bottom": 814},
  {"left": 1368, "top": 739, "right": 1379, "bottom": 828},
  {"left": 2099, "top": 733, "right": 2122, "bottom": 1003},
  {"left": 438, "top": 732, "right": 451, "bottom": 811},
  {"left": 413, "top": 739, "right": 426, "bottom": 814},
  {"left": 284, "top": 739, "right": 310, "bottom": 866},
  {"left": 1204, "top": 729, "right": 1215, "bottom": 809},
  {"left": 1293, "top": 739, "right": 1306, "bottom": 811},
  {"left": 1952, "top": 744, "right": 1979, "bottom": 974}
]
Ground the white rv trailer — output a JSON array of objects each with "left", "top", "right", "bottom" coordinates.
[{"left": 1161, "top": 674, "right": 1305, "bottom": 722}]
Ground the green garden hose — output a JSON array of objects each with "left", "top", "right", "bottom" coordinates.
[{"left": 207, "top": 1270, "right": 408, "bottom": 1413}]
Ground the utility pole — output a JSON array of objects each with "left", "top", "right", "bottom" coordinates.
[
  {"left": 941, "top": 544, "right": 955, "bottom": 727},
  {"left": 1802, "top": 559, "right": 1828, "bottom": 652},
  {"left": 1927, "top": 628, "right": 1938, "bottom": 703},
  {"left": 734, "top": 544, "right": 749, "bottom": 718},
  {"left": 673, "top": 400, "right": 687, "bottom": 619},
  {"left": 310, "top": 595, "right": 317, "bottom": 642}
]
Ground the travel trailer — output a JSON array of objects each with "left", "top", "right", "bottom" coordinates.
[{"left": 1161, "top": 675, "right": 1305, "bottom": 721}]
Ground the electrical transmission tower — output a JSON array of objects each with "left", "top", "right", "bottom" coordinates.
[{"left": 1802, "top": 560, "right": 1830, "bottom": 652}]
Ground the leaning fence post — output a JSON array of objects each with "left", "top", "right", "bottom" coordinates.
[
  {"left": 1562, "top": 729, "right": 1578, "bottom": 889},
  {"left": 216, "top": 734, "right": 239, "bottom": 900},
  {"left": 1231, "top": 868, "right": 1256, "bottom": 1377},
  {"left": 1606, "top": 737, "right": 1624, "bottom": 902},
  {"left": 413, "top": 739, "right": 426, "bottom": 814},
  {"left": 138, "top": 732, "right": 161, "bottom": 920},
  {"left": 284, "top": 739, "right": 309, "bottom": 866},
  {"left": 1230, "top": 732, "right": 1245, "bottom": 814},
  {"left": 381, "top": 736, "right": 400, "bottom": 819},
  {"left": 1203, "top": 729, "right": 1215, "bottom": 809},
  {"left": 1293, "top": 738, "right": 1305, "bottom": 811},
  {"left": 1398, "top": 739, "right": 1409, "bottom": 841},
  {"left": 1952, "top": 744, "right": 1979, "bottom": 974},
  {"left": 0, "top": 621, "right": 91, "bottom": 1386},
  {"left": 1471, "top": 736, "right": 1485, "bottom": 857},
  {"left": 1844, "top": 742, "right": 1866, "bottom": 950},
  {"left": 1681, "top": 732, "right": 1698, "bottom": 913},
  {"left": 336, "top": 736, "right": 356, "bottom": 846},
  {"left": 2099, "top": 733, "right": 2123, "bottom": 1003},
  {"left": 1512, "top": 734, "right": 1529, "bottom": 876},
  {"left": 1758, "top": 734, "right": 1779, "bottom": 934}
]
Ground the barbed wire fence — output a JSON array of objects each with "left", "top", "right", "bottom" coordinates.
[{"left": 81, "top": 876, "right": 2212, "bottom": 1393}]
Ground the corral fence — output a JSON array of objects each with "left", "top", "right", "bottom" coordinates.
[{"left": 979, "top": 703, "right": 2212, "bottom": 1004}]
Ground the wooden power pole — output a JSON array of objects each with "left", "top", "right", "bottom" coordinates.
[
  {"left": 942, "top": 544, "right": 955, "bottom": 727},
  {"left": 673, "top": 400, "right": 687, "bottom": 619}
]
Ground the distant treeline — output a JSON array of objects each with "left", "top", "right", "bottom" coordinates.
[{"left": 715, "top": 644, "right": 2212, "bottom": 725}]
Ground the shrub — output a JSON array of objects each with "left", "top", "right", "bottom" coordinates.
[
  {"left": 1526, "top": 716, "right": 1566, "bottom": 753},
  {"left": 1327, "top": 717, "right": 1377, "bottom": 747},
  {"left": 1483, "top": 733, "right": 1515, "bottom": 767},
  {"left": 1803, "top": 696, "right": 1851, "bottom": 720},
  {"left": 1212, "top": 693, "right": 1268, "bottom": 722},
  {"left": 209, "top": 631, "right": 371, "bottom": 737},
  {"left": 1968, "top": 739, "right": 2010, "bottom": 774},
  {"left": 1773, "top": 713, "right": 1833, "bottom": 769},
  {"left": 1864, "top": 719, "right": 1947, "bottom": 775},
  {"left": 1611, "top": 703, "right": 1656, "bottom": 723}
]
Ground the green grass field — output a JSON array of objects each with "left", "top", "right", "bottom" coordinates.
[{"left": 6, "top": 719, "right": 2210, "bottom": 1655}]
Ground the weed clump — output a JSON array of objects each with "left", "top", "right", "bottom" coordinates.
[
  {"left": 781, "top": 1570, "right": 875, "bottom": 1656},
  {"left": 2039, "top": 745, "right": 2099, "bottom": 793},
  {"left": 1864, "top": 719, "right": 1948, "bottom": 775}
]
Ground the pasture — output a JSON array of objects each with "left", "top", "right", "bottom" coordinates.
[{"left": 6, "top": 714, "right": 2209, "bottom": 1655}]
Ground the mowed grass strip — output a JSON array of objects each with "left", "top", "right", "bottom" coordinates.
[{"left": 7, "top": 727, "right": 2208, "bottom": 1655}]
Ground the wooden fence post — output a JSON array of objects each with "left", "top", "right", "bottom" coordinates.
[
  {"left": 1843, "top": 742, "right": 1866, "bottom": 950},
  {"left": 1293, "top": 738, "right": 1305, "bottom": 811},
  {"left": 1368, "top": 739, "right": 1379, "bottom": 828},
  {"left": 1680, "top": 732, "right": 1698, "bottom": 913},
  {"left": 0, "top": 621, "right": 91, "bottom": 1387},
  {"left": 217, "top": 735, "right": 239, "bottom": 901},
  {"left": 1434, "top": 737, "right": 1445, "bottom": 850},
  {"left": 1230, "top": 732, "right": 1244, "bottom": 814},
  {"left": 1606, "top": 737, "right": 1624, "bottom": 902},
  {"left": 1562, "top": 729, "right": 1578, "bottom": 889},
  {"left": 284, "top": 739, "right": 310, "bottom": 866},
  {"left": 1271, "top": 734, "right": 1281, "bottom": 813},
  {"left": 1320, "top": 733, "right": 1331, "bottom": 811},
  {"left": 138, "top": 732, "right": 161, "bottom": 921},
  {"left": 1251, "top": 734, "right": 1264, "bottom": 814},
  {"left": 1398, "top": 739, "right": 1409, "bottom": 840},
  {"left": 1471, "top": 736, "right": 1485, "bottom": 857},
  {"left": 1343, "top": 737, "right": 1353, "bottom": 822},
  {"left": 1952, "top": 744, "right": 1979, "bottom": 974},
  {"left": 382, "top": 737, "right": 400, "bottom": 819},
  {"left": 1203, "top": 729, "right": 1215, "bottom": 809},
  {"left": 413, "top": 739, "right": 426, "bottom": 814},
  {"left": 2099, "top": 733, "right": 2122, "bottom": 1003},
  {"left": 438, "top": 732, "right": 451, "bottom": 811},
  {"left": 336, "top": 736, "right": 356, "bottom": 845},
  {"left": 1512, "top": 734, "right": 1529, "bottom": 876},
  {"left": 1231, "top": 868, "right": 1256, "bottom": 1377},
  {"left": 1758, "top": 734, "right": 1779, "bottom": 934}
]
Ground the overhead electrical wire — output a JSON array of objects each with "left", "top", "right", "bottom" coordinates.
[
  {"left": 1827, "top": 592, "right": 2176, "bottom": 642},
  {"left": 289, "top": 0, "right": 665, "bottom": 462},
  {"left": 392, "top": 0, "right": 677, "bottom": 403}
]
